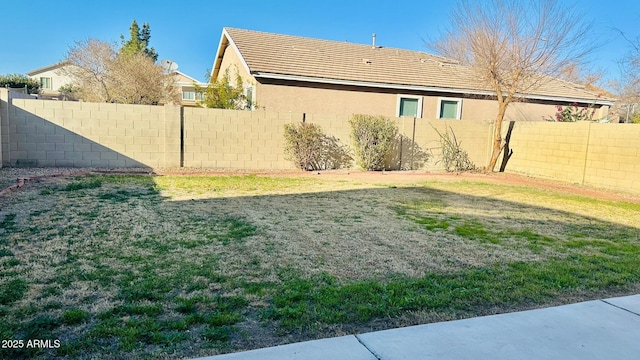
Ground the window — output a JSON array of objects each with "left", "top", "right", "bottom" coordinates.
[
  {"left": 396, "top": 95, "right": 423, "bottom": 118},
  {"left": 244, "top": 86, "right": 254, "bottom": 110},
  {"left": 182, "top": 91, "right": 194, "bottom": 100},
  {"left": 182, "top": 91, "right": 205, "bottom": 101},
  {"left": 40, "top": 77, "right": 51, "bottom": 89},
  {"left": 437, "top": 97, "right": 462, "bottom": 119}
]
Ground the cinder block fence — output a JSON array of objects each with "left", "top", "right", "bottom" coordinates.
[{"left": 1, "top": 88, "right": 638, "bottom": 194}]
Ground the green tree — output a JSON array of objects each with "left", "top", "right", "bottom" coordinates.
[
  {"left": 198, "top": 68, "right": 253, "bottom": 109},
  {"left": 120, "top": 19, "right": 158, "bottom": 61},
  {"left": 0, "top": 73, "right": 40, "bottom": 94}
]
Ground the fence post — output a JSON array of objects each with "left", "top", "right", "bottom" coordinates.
[{"left": 0, "top": 88, "right": 10, "bottom": 168}]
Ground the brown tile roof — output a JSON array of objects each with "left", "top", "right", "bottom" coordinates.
[{"left": 222, "top": 28, "right": 614, "bottom": 104}]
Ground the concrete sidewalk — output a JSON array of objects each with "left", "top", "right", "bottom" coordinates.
[{"left": 196, "top": 294, "right": 640, "bottom": 360}]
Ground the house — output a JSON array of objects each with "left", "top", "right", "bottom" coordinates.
[
  {"left": 211, "top": 28, "right": 615, "bottom": 121},
  {"left": 26, "top": 62, "right": 75, "bottom": 100},
  {"left": 173, "top": 71, "right": 208, "bottom": 107},
  {"left": 27, "top": 63, "right": 207, "bottom": 106}
]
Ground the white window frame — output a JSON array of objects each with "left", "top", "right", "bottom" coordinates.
[
  {"left": 40, "top": 77, "right": 52, "bottom": 89},
  {"left": 395, "top": 95, "right": 423, "bottom": 118},
  {"left": 437, "top": 97, "right": 463, "bottom": 120},
  {"left": 182, "top": 90, "right": 196, "bottom": 101}
]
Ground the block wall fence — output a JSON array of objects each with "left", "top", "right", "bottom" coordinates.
[{"left": 1, "top": 88, "right": 638, "bottom": 194}]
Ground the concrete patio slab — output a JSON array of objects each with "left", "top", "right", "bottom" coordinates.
[
  {"left": 193, "top": 335, "right": 377, "bottom": 360},
  {"left": 196, "top": 295, "right": 640, "bottom": 360},
  {"left": 356, "top": 298, "right": 640, "bottom": 360}
]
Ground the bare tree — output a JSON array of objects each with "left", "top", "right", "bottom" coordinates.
[
  {"left": 559, "top": 63, "right": 607, "bottom": 93},
  {"left": 64, "top": 39, "right": 116, "bottom": 102},
  {"left": 431, "top": 0, "right": 594, "bottom": 172},
  {"left": 64, "top": 39, "right": 179, "bottom": 105},
  {"left": 614, "top": 27, "right": 640, "bottom": 118},
  {"left": 109, "top": 52, "right": 180, "bottom": 105}
]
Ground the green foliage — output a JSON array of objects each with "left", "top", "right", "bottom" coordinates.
[
  {"left": 283, "top": 122, "right": 352, "bottom": 170},
  {"left": 0, "top": 73, "right": 40, "bottom": 94},
  {"left": 58, "top": 84, "right": 78, "bottom": 100},
  {"left": 549, "top": 103, "right": 595, "bottom": 122},
  {"left": 63, "top": 178, "right": 103, "bottom": 191},
  {"left": 432, "top": 125, "right": 476, "bottom": 172},
  {"left": 0, "top": 279, "right": 28, "bottom": 305},
  {"left": 198, "top": 68, "right": 253, "bottom": 110},
  {"left": 631, "top": 112, "right": 640, "bottom": 124},
  {"left": 119, "top": 20, "right": 158, "bottom": 61},
  {"left": 62, "top": 309, "right": 89, "bottom": 325},
  {"left": 349, "top": 114, "right": 398, "bottom": 170}
]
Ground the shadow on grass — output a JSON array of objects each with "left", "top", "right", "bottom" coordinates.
[{"left": 0, "top": 174, "right": 638, "bottom": 358}]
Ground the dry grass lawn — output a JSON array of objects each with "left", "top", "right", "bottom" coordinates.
[{"left": 0, "top": 170, "right": 639, "bottom": 359}]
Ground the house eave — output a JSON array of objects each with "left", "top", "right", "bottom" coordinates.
[{"left": 252, "top": 72, "right": 615, "bottom": 106}]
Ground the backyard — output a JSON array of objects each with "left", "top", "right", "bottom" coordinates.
[{"left": 0, "top": 170, "right": 639, "bottom": 359}]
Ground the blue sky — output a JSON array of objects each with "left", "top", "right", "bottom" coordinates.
[{"left": 1, "top": 0, "right": 638, "bottom": 86}]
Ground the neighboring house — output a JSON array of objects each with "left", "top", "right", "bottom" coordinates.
[
  {"left": 27, "top": 63, "right": 207, "bottom": 106},
  {"left": 211, "top": 28, "right": 615, "bottom": 121},
  {"left": 174, "top": 71, "right": 208, "bottom": 107},
  {"left": 26, "top": 62, "right": 75, "bottom": 100}
]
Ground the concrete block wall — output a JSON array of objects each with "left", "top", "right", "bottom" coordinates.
[
  {"left": 5, "top": 99, "right": 178, "bottom": 168},
  {"left": 0, "top": 88, "right": 7, "bottom": 168},
  {"left": 503, "top": 121, "right": 592, "bottom": 183},
  {"left": 409, "top": 118, "right": 493, "bottom": 170},
  {"left": 504, "top": 121, "right": 640, "bottom": 193},
  {"left": 583, "top": 124, "right": 640, "bottom": 193},
  {"left": 183, "top": 108, "right": 300, "bottom": 169},
  {"left": 2, "top": 95, "right": 639, "bottom": 194},
  {"left": 183, "top": 109, "right": 492, "bottom": 171}
]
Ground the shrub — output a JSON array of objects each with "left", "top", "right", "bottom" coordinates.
[
  {"left": 349, "top": 114, "right": 398, "bottom": 170},
  {"left": 549, "top": 103, "right": 595, "bottom": 122},
  {"left": 283, "top": 122, "right": 352, "bottom": 170},
  {"left": 432, "top": 125, "right": 476, "bottom": 172},
  {"left": 283, "top": 122, "right": 325, "bottom": 170}
]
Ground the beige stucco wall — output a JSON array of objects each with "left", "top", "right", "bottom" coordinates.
[
  {"left": 255, "top": 82, "right": 394, "bottom": 116},
  {"left": 216, "top": 45, "right": 254, "bottom": 87},
  {"left": 251, "top": 81, "right": 600, "bottom": 123}
]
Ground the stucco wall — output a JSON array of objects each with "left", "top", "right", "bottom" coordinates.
[
  {"left": 28, "top": 66, "right": 75, "bottom": 98},
  {"left": 251, "top": 80, "right": 599, "bottom": 124}
]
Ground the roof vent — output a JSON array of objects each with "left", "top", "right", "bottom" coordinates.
[
  {"left": 372, "top": 33, "right": 376, "bottom": 48},
  {"left": 362, "top": 58, "right": 372, "bottom": 65}
]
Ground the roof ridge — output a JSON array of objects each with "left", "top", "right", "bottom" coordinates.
[{"left": 223, "top": 27, "right": 444, "bottom": 58}]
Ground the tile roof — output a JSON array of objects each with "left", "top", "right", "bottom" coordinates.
[{"left": 221, "top": 28, "right": 614, "bottom": 104}]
